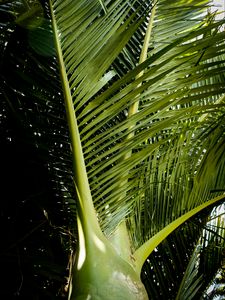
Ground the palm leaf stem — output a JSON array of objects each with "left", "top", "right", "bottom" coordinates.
[
  {"left": 49, "top": 5, "right": 149, "bottom": 298},
  {"left": 127, "top": 1, "right": 156, "bottom": 120},
  {"left": 110, "top": 3, "right": 157, "bottom": 263},
  {"left": 133, "top": 193, "right": 225, "bottom": 275},
  {"left": 49, "top": 2, "right": 102, "bottom": 239}
]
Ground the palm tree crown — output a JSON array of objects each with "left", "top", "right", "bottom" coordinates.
[{"left": 1, "top": 0, "right": 225, "bottom": 299}]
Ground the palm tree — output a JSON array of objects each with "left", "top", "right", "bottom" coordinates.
[{"left": 1, "top": 0, "right": 225, "bottom": 299}]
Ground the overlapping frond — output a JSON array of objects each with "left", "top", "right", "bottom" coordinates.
[
  {"left": 141, "top": 217, "right": 205, "bottom": 299},
  {"left": 50, "top": 0, "right": 225, "bottom": 237},
  {"left": 141, "top": 206, "right": 225, "bottom": 299},
  {"left": 129, "top": 106, "right": 225, "bottom": 249},
  {"left": 176, "top": 208, "right": 225, "bottom": 300}
]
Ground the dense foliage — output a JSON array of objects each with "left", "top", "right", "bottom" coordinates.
[{"left": 1, "top": 0, "right": 225, "bottom": 299}]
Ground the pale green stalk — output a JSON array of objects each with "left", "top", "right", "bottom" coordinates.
[
  {"left": 111, "top": 3, "right": 157, "bottom": 264},
  {"left": 50, "top": 2, "right": 103, "bottom": 239},
  {"left": 133, "top": 194, "right": 225, "bottom": 275},
  {"left": 50, "top": 3, "right": 149, "bottom": 299}
]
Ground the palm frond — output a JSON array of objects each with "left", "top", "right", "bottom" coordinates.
[
  {"left": 48, "top": 0, "right": 225, "bottom": 240},
  {"left": 141, "top": 216, "right": 207, "bottom": 299},
  {"left": 177, "top": 207, "right": 225, "bottom": 300},
  {"left": 141, "top": 206, "right": 225, "bottom": 300}
]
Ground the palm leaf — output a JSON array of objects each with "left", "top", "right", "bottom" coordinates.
[
  {"left": 142, "top": 214, "right": 207, "bottom": 299},
  {"left": 49, "top": 0, "right": 225, "bottom": 277},
  {"left": 141, "top": 206, "right": 225, "bottom": 299},
  {"left": 176, "top": 208, "right": 225, "bottom": 300},
  {"left": 50, "top": 0, "right": 225, "bottom": 232}
]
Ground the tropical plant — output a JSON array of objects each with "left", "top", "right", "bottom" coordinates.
[{"left": 1, "top": 0, "right": 225, "bottom": 299}]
